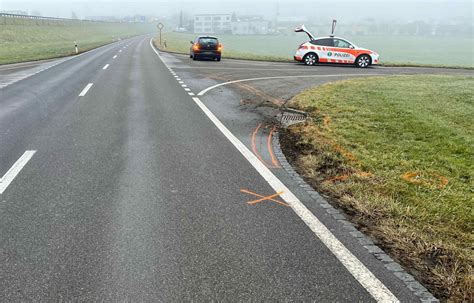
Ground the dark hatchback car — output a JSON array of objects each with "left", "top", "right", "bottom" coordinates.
[{"left": 190, "top": 36, "right": 222, "bottom": 61}]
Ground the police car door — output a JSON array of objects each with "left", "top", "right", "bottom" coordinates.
[
  {"left": 310, "top": 38, "right": 334, "bottom": 63},
  {"left": 332, "top": 38, "right": 356, "bottom": 63}
]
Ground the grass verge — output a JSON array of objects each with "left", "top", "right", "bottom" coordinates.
[
  {"left": 0, "top": 23, "right": 154, "bottom": 65},
  {"left": 280, "top": 75, "right": 473, "bottom": 301}
]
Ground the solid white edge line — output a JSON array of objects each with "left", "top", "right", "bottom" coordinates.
[
  {"left": 0, "top": 151, "right": 36, "bottom": 194},
  {"left": 102, "top": 64, "right": 110, "bottom": 70},
  {"left": 149, "top": 37, "right": 398, "bottom": 302},
  {"left": 79, "top": 83, "right": 93, "bottom": 97},
  {"left": 197, "top": 73, "right": 380, "bottom": 96}
]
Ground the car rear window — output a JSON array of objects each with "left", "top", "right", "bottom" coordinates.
[
  {"left": 311, "top": 38, "right": 334, "bottom": 47},
  {"left": 199, "top": 38, "right": 218, "bottom": 45}
]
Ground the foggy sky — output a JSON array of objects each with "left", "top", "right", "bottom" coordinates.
[{"left": 1, "top": 0, "right": 472, "bottom": 22}]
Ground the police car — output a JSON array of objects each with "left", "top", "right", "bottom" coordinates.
[{"left": 294, "top": 24, "right": 379, "bottom": 68}]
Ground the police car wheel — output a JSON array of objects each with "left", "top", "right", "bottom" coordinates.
[
  {"left": 303, "top": 53, "right": 318, "bottom": 66},
  {"left": 356, "top": 55, "right": 371, "bottom": 68}
]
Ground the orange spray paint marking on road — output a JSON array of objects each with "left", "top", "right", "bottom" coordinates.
[
  {"left": 252, "top": 124, "right": 271, "bottom": 167},
  {"left": 251, "top": 124, "right": 281, "bottom": 169},
  {"left": 240, "top": 189, "right": 289, "bottom": 207},
  {"left": 267, "top": 126, "right": 281, "bottom": 168}
]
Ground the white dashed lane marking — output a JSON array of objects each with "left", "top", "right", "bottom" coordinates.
[
  {"left": 0, "top": 151, "right": 36, "bottom": 194},
  {"left": 79, "top": 83, "right": 93, "bottom": 97}
]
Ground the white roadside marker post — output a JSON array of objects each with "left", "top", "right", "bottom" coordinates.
[{"left": 74, "top": 41, "right": 78, "bottom": 54}]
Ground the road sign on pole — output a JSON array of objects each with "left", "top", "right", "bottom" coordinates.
[{"left": 157, "top": 23, "right": 164, "bottom": 47}]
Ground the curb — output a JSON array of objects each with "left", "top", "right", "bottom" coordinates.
[{"left": 272, "top": 131, "right": 439, "bottom": 303}]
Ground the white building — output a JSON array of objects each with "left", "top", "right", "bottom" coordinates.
[{"left": 194, "top": 14, "right": 232, "bottom": 34}]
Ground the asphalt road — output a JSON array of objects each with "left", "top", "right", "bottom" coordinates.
[{"left": 1, "top": 35, "right": 471, "bottom": 301}]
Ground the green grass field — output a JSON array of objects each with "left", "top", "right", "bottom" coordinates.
[
  {"left": 159, "top": 32, "right": 474, "bottom": 67},
  {"left": 0, "top": 22, "right": 155, "bottom": 64},
  {"left": 282, "top": 75, "right": 473, "bottom": 301}
]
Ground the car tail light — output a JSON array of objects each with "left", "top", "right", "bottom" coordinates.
[
  {"left": 193, "top": 43, "right": 200, "bottom": 51},
  {"left": 217, "top": 43, "right": 223, "bottom": 52}
]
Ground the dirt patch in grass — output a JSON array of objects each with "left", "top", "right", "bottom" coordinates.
[{"left": 280, "top": 75, "right": 473, "bottom": 301}]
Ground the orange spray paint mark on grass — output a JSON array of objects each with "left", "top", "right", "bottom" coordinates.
[
  {"left": 326, "top": 171, "right": 374, "bottom": 183},
  {"left": 323, "top": 116, "right": 332, "bottom": 129},
  {"left": 402, "top": 171, "right": 449, "bottom": 189}
]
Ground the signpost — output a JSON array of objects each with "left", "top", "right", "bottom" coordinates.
[{"left": 157, "top": 22, "right": 164, "bottom": 47}]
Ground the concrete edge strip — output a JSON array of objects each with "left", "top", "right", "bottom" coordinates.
[
  {"left": 150, "top": 37, "right": 399, "bottom": 303},
  {"left": 272, "top": 131, "right": 439, "bottom": 303}
]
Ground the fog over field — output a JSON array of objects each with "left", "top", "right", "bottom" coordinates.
[
  {"left": 1, "top": 0, "right": 473, "bottom": 66},
  {"left": 1, "top": 0, "right": 472, "bottom": 23}
]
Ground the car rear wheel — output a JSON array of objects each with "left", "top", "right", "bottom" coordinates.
[
  {"left": 193, "top": 54, "right": 198, "bottom": 61},
  {"left": 216, "top": 56, "right": 221, "bottom": 62},
  {"left": 356, "top": 55, "right": 371, "bottom": 68},
  {"left": 303, "top": 53, "right": 318, "bottom": 66}
]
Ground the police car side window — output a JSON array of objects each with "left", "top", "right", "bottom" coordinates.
[
  {"left": 334, "top": 39, "right": 351, "bottom": 48},
  {"left": 311, "top": 38, "right": 334, "bottom": 47}
]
